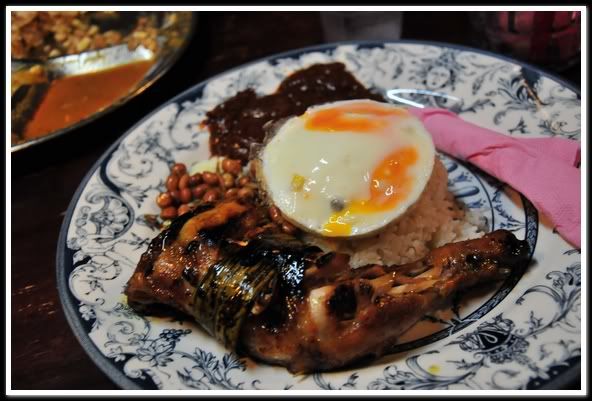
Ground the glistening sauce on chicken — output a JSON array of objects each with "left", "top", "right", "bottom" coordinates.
[
  {"left": 23, "top": 60, "right": 153, "bottom": 139},
  {"left": 203, "top": 62, "right": 384, "bottom": 163},
  {"left": 125, "top": 197, "right": 531, "bottom": 373}
]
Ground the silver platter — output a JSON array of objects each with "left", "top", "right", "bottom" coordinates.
[{"left": 11, "top": 11, "right": 196, "bottom": 152}]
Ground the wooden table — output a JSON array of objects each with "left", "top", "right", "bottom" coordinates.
[{"left": 11, "top": 11, "right": 581, "bottom": 390}]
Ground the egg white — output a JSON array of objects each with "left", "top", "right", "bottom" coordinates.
[{"left": 260, "top": 100, "right": 435, "bottom": 237}]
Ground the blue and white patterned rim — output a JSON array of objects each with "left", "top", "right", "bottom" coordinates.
[{"left": 56, "top": 40, "right": 581, "bottom": 390}]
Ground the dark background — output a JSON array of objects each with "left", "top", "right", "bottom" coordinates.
[{"left": 11, "top": 11, "right": 581, "bottom": 390}]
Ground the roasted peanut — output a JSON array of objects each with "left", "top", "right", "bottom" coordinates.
[
  {"left": 179, "top": 188, "right": 192, "bottom": 204},
  {"left": 169, "top": 190, "right": 181, "bottom": 204},
  {"left": 178, "top": 173, "right": 190, "bottom": 189},
  {"left": 237, "top": 176, "right": 251, "bottom": 187},
  {"left": 203, "top": 189, "right": 221, "bottom": 203},
  {"left": 192, "top": 184, "right": 208, "bottom": 199},
  {"left": 160, "top": 206, "right": 177, "bottom": 220},
  {"left": 156, "top": 192, "right": 172, "bottom": 208},
  {"left": 237, "top": 187, "right": 254, "bottom": 202},
  {"left": 222, "top": 158, "right": 242, "bottom": 175},
  {"left": 188, "top": 174, "right": 202, "bottom": 187},
  {"left": 225, "top": 188, "right": 239, "bottom": 199},
  {"left": 222, "top": 173, "right": 235, "bottom": 189},
  {"left": 166, "top": 175, "right": 179, "bottom": 192},
  {"left": 202, "top": 171, "right": 219, "bottom": 186},
  {"left": 171, "top": 163, "right": 187, "bottom": 176}
]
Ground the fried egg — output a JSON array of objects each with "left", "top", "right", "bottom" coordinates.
[{"left": 258, "top": 99, "right": 435, "bottom": 237}]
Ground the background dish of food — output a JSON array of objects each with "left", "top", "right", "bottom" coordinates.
[
  {"left": 55, "top": 40, "right": 580, "bottom": 390},
  {"left": 10, "top": 11, "right": 196, "bottom": 152},
  {"left": 12, "top": 11, "right": 160, "bottom": 60}
]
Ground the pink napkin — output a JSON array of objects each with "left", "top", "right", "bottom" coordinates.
[{"left": 409, "top": 108, "right": 581, "bottom": 248}]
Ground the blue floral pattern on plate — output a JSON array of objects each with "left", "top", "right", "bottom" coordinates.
[{"left": 57, "top": 41, "right": 580, "bottom": 390}]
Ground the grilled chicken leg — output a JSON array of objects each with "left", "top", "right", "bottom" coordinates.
[{"left": 125, "top": 200, "right": 530, "bottom": 373}]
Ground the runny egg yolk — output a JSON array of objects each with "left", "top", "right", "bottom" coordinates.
[
  {"left": 259, "top": 99, "right": 435, "bottom": 238},
  {"left": 322, "top": 146, "right": 418, "bottom": 236},
  {"left": 304, "top": 102, "right": 409, "bottom": 133}
]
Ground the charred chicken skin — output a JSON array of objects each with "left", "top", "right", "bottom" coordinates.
[{"left": 125, "top": 199, "right": 530, "bottom": 373}]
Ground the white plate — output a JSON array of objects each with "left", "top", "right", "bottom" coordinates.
[{"left": 57, "top": 41, "right": 581, "bottom": 390}]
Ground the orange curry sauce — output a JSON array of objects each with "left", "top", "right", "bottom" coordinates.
[{"left": 23, "top": 60, "right": 154, "bottom": 139}]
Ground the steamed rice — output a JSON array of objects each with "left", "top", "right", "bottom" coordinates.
[{"left": 303, "top": 158, "right": 487, "bottom": 268}]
